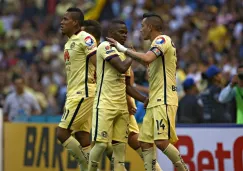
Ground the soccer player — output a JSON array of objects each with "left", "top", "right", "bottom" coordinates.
[
  {"left": 88, "top": 20, "right": 148, "bottom": 171},
  {"left": 56, "top": 8, "right": 97, "bottom": 171},
  {"left": 108, "top": 68, "right": 162, "bottom": 171},
  {"left": 126, "top": 69, "right": 162, "bottom": 171},
  {"left": 107, "top": 13, "right": 189, "bottom": 171}
]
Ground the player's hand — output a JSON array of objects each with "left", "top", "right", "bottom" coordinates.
[
  {"left": 230, "top": 75, "right": 238, "bottom": 87},
  {"left": 144, "top": 97, "right": 149, "bottom": 109},
  {"left": 106, "top": 37, "right": 128, "bottom": 53},
  {"left": 128, "top": 107, "right": 137, "bottom": 115}
]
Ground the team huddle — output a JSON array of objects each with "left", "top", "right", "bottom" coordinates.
[{"left": 56, "top": 7, "right": 189, "bottom": 171}]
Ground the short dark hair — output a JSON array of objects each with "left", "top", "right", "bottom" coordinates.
[
  {"left": 110, "top": 19, "right": 126, "bottom": 25},
  {"left": 83, "top": 20, "right": 101, "bottom": 42},
  {"left": 108, "top": 19, "right": 126, "bottom": 33},
  {"left": 143, "top": 12, "right": 163, "bottom": 31},
  {"left": 66, "top": 7, "right": 84, "bottom": 26}
]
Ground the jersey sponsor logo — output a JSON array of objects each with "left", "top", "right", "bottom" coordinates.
[
  {"left": 87, "top": 45, "right": 95, "bottom": 50},
  {"left": 64, "top": 50, "right": 70, "bottom": 61},
  {"left": 106, "top": 50, "right": 115, "bottom": 54},
  {"left": 105, "top": 45, "right": 115, "bottom": 54},
  {"left": 155, "top": 37, "right": 166, "bottom": 44},
  {"left": 84, "top": 36, "right": 94, "bottom": 46},
  {"left": 105, "top": 45, "right": 110, "bottom": 50}
]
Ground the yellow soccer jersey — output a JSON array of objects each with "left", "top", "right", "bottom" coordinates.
[
  {"left": 94, "top": 41, "right": 127, "bottom": 109},
  {"left": 147, "top": 35, "right": 178, "bottom": 107},
  {"left": 64, "top": 31, "right": 97, "bottom": 99}
]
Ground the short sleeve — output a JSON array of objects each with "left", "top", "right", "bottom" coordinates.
[
  {"left": 82, "top": 34, "right": 97, "bottom": 58},
  {"left": 125, "top": 67, "right": 131, "bottom": 77},
  {"left": 149, "top": 36, "right": 169, "bottom": 57},
  {"left": 98, "top": 42, "right": 119, "bottom": 61},
  {"left": 150, "top": 47, "right": 163, "bottom": 57}
]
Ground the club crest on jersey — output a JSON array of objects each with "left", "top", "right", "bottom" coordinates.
[
  {"left": 155, "top": 37, "right": 165, "bottom": 44},
  {"left": 84, "top": 36, "right": 94, "bottom": 46},
  {"left": 70, "top": 42, "right": 75, "bottom": 49}
]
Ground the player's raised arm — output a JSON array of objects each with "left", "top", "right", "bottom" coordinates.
[{"left": 107, "top": 37, "right": 156, "bottom": 64}]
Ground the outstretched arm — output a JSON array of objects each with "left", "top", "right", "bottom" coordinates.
[
  {"left": 125, "top": 49, "right": 157, "bottom": 64},
  {"left": 106, "top": 37, "right": 157, "bottom": 64}
]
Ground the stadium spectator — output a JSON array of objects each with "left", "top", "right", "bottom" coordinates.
[
  {"left": 198, "top": 65, "right": 231, "bottom": 123},
  {"left": 177, "top": 78, "right": 203, "bottom": 123},
  {"left": 219, "top": 64, "right": 243, "bottom": 124},
  {"left": 3, "top": 75, "right": 41, "bottom": 122}
]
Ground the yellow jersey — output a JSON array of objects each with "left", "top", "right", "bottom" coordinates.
[
  {"left": 64, "top": 31, "right": 97, "bottom": 99},
  {"left": 94, "top": 41, "right": 129, "bottom": 109},
  {"left": 147, "top": 35, "right": 178, "bottom": 107}
]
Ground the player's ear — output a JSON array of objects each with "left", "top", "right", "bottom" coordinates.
[
  {"left": 148, "top": 24, "right": 152, "bottom": 32},
  {"left": 73, "top": 20, "right": 79, "bottom": 27}
]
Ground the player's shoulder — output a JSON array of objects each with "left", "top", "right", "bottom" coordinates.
[
  {"left": 98, "top": 41, "right": 116, "bottom": 52},
  {"left": 98, "top": 41, "right": 110, "bottom": 49},
  {"left": 153, "top": 35, "right": 171, "bottom": 45},
  {"left": 97, "top": 41, "right": 118, "bottom": 56},
  {"left": 79, "top": 31, "right": 93, "bottom": 38},
  {"left": 78, "top": 31, "right": 96, "bottom": 43}
]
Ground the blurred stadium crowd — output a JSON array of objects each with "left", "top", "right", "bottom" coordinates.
[{"left": 1, "top": 0, "right": 243, "bottom": 123}]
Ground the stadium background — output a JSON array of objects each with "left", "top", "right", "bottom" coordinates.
[{"left": 0, "top": 0, "right": 243, "bottom": 171}]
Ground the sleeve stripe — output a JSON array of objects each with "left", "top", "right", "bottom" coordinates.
[
  {"left": 87, "top": 50, "right": 96, "bottom": 59},
  {"left": 105, "top": 54, "right": 119, "bottom": 61},
  {"left": 149, "top": 47, "right": 163, "bottom": 58},
  {"left": 150, "top": 50, "right": 158, "bottom": 57}
]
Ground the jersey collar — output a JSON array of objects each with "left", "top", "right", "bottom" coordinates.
[{"left": 69, "top": 29, "right": 82, "bottom": 39}]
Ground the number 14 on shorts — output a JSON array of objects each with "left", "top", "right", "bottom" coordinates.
[{"left": 156, "top": 119, "right": 165, "bottom": 134}]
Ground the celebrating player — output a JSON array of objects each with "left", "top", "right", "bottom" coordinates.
[
  {"left": 88, "top": 20, "right": 132, "bottom": 171},
  {"left": 88, "top": 19, "right": 149, "bottom": 171},
  {"left": 100, "top": 22, "right": 162, "bottom": 170},
  {"left": 56, "top": 8, "right": 97, "bottom": 171},
  {"left": 82, "top": 19, "right": 161, "bottom": 171},
  {"left": 107, "top": 13, "right": 189, "bottom": 171}
]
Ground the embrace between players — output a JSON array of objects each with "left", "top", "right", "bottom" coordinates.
[{"left": 56, "top": 7, "right": 189, "bottom": 171}]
